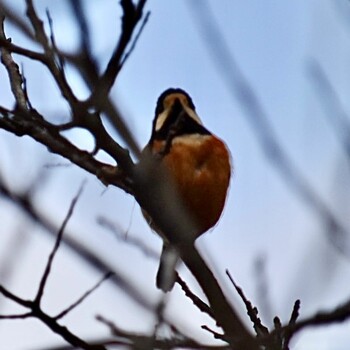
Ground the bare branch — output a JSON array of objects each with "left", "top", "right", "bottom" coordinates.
[
  {"left": 0, "top": 37, "right": 47, "bottom": 62},
  {"left": 88, "top": 0, "right": 148, "bottom": 107},
  {"left": 177, "top": 245, "right": 256, "bottom": 349},
  {"left": 0, "top": 109, "right": 132, "bottom": 193},
  {"left": 0, "top": 16, "right": 28, "bottom": 109}
]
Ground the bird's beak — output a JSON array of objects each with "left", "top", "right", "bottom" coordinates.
[{"left": 169, "top": 98, "right": 187, "bottom": 124}]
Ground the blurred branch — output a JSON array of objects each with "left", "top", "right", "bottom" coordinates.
[
  {"left": 0, "top": 1, "right": 35, "bottom": 41},
  {"left": 96, "top": 314, "right": 230, "bottom": 350},
  {"left": 253, "top": 256, "right": 273, "bottom": 326},
  {"left": 68, "top": 0, "right": 97, "bottom": 79},
  {"left": 0, "top": 312, "right": 32, "bottom": 319},
  {"left": 0, "top": 177, "right": 155, "bottom": 313},
  {"left": 98, "top": 216, "right": 221, "bottom": 332},
  {"left": 307, "top": 60, "right": 350, "bottom": 160},
  {"left": 98, "top": 215, "right": 158, "bottom": 259},
  {"left": 187, "top": 0, "right": 350, "bottom": 256},
  {"left": 43, "top": 336, "right": 231, "bottom": 350}
]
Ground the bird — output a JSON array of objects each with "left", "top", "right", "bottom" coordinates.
[{"left": 141, "top": 88, "right": 231, "bottom": 292}]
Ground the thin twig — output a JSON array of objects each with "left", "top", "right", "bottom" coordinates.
[
  {"left": 119, "top": 10, "right": 151, "bottom": 68},
  {"left": 226, "top": 269, "right": 269, "bottom": 337},
  {"left": 0, "top": 284, "right": 32, "bottom": 308},
  {"left": 0, "top": 312, "right": 32, "bottom": 319},
  {"left": 26, "top": 0, "right": 79, "bottom": 108},
  {"left": 288, "top": 300, "right": 301, "bottom": 326},
  {"left": 176, "top": 275, "right": 214, "bottom": 319},
  {"left": 46, "top": 9, "right": 65, "bottom": 69},
  {"left": 55, "top": 272, "right": 113, "bottom": 320},
  {"left": 201, "top": 325, "right": 225, "bottom": 341},
  {"left": 34, "top": 182, "right": 85, "bottom": 305}
]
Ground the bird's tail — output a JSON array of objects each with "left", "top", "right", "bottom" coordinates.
[{"left": 156, "top": 244, "right": 179, "bottom": 292}]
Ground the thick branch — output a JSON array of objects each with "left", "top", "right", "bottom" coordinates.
[
  {"left": 0, "top": 111, "right": 132, "bottom": 193},
  {"left": 0, "top": 16, "right": 27, "bottom": 109}
]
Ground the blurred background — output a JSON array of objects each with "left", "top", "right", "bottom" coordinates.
[{"left": 1, "top": 0, "right": 350, "bottom": 349}]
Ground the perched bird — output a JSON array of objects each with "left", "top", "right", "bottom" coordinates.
[{"left": 141, "top": 88, "right": 231, "bottom": 292}]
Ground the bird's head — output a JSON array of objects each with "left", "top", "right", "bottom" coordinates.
[{"left": 151, "top": 88, "right": 210, "bottom": 141}]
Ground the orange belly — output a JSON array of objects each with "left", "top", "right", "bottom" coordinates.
[{"left": 151, "top": 135, "right": 231, "bottom": 238}]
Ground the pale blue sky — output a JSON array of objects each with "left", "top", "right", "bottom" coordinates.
[{"left": 1, "top": 1, "right": 350, "bottom": 349}]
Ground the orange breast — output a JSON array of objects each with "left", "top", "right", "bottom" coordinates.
[{"left": 151, "top": 135, "right": 231, "bottom": 239}]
